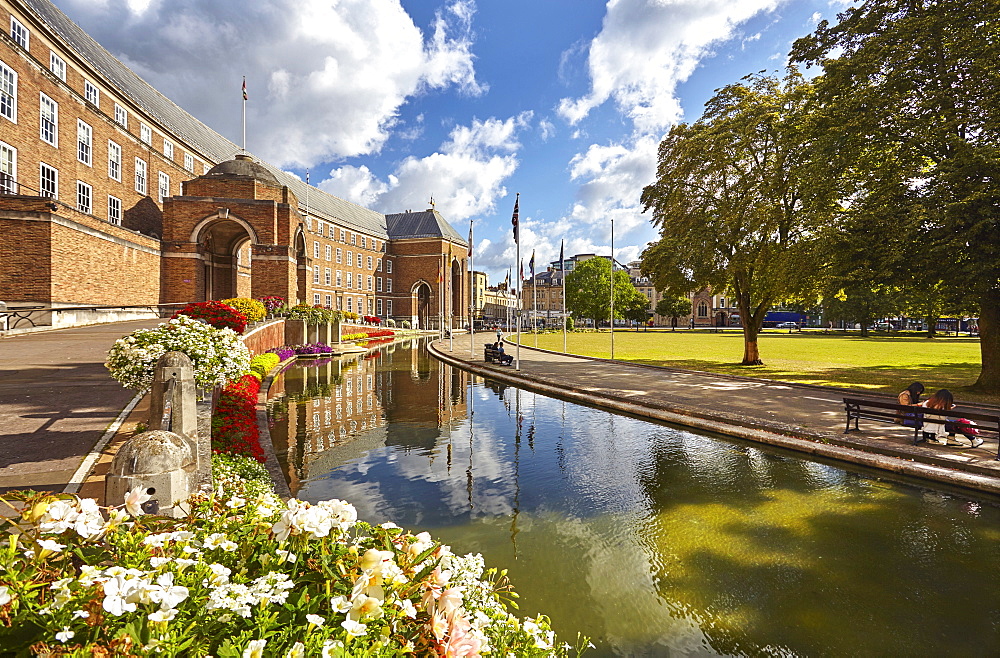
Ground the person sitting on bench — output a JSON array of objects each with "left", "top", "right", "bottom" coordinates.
[{"left": 494, "top": 341, "right": 513, "bottom": 365}]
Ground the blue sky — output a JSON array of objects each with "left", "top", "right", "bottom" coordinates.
[{"left": 56, "top": 0, "right": 850, "bottom": 285}]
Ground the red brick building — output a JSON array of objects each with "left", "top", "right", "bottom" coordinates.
[{"left": 0, "top": 0, "right": 468, "bottom": 329}]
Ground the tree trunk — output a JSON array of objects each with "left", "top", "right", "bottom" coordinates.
[
  {"left": 926, "top": 315, "right": 938, "bottom": 337},
  {"left": 741, "top": 326, "right": 763, "bottom": 365},
  {"left": 972, "top": 289, "right": 999, "bottom": 393}
]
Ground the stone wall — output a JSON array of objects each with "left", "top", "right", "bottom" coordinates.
[{"left": 242, "top": 319, "right": 286, "bottom": 355}]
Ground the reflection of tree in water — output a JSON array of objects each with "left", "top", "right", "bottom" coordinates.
[{"left": 634, "top": 443, "right": 1000, "bottom": 655}]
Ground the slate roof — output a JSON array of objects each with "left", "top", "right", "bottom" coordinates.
[
  {"left": 385, "top": 210, "right": 466, "bottom": 244},
  {"left": 18, "top": 0, "right": 463, "bottom": 244}
]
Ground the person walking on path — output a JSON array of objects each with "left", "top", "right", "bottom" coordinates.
[{"left": 496, "top": 326, "right": 503, "bottom": 344}]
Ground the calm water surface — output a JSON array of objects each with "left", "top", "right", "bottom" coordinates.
[{"left": 268, "top": 339, "right": 1000, "bottom": 656}]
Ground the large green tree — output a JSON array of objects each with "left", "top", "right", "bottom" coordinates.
[
  {"left": 655, "top": 297, "right": 691, "bottom": 330},
  {"left": 565, "top": 258, "right": 646, "bottom": 328},
  {"left": 791, "top": 0, "right": 1000, "bottom": 391},
  {"left": 640, "top": 70, "right": 828, "bottom": 365}
]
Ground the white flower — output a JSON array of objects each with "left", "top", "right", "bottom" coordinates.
[
  {"left": 124, "top": 486, "right": 152, "bottom": 517},
  {"left": 341, "top": 618, "right": 367, "bottom": 637},
  {"left": 0, "top": 586, "right": 11, "bottom": 606},
  {"left": 243, "top": 638, "right": 267, "bottom": 658},
  {"left": 286, "top": 642, "right": 306, "bottom": 658},
  {"left": 72, "top": 610, "right": 90, "bottom": 619},
  {"left": 55, "top": 627, "right": 74, "bottom": 643},
  {"left": 397, "top": 598, "right": 417, "bottom": 618},
  {"left": 321, "top": 640, "right": 345, "bottom": 658},
  {"left": 276, "top": 549, "right": 297, "bottom": 563},
  {"left": 330, "top": 595, "right": 352, "bottom": 614},
  {"left": 306, "top": 614, "right": 325, "bottom": 626},
  {"left": 149, "top": 556, "right": 171, "bottom": 568},
  {"left": 380, "top": 521, "right": 400, "bottom": 530},
  {"left": 148, "top": 608, "right": 177, "bottom": 623},
  {"left": 102, "top": 574, "right": 140, "bottom": 616}
]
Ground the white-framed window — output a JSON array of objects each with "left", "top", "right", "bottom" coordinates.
[
  {"left": 134, "top": 157, "right": 147, "bottom": 195},
  {"left": 347, "top": 272, "right": 353, "bottom": 288},
  {"left": 366, "top": 255, "right": 372, "bottom": 269},
  {"left": 376, "top": 258, "right": 382, "bottom": 272},
  {"left": 157, "top": 171, "right": 169, "bottom": 202},
  {"left": 340, "top": 229, "right": 346, "bottom": 242},
  {"left": 10, "top": 17, "right": 29, "bottom": 50},
  {"left": 697, "top": 301, "right": 708, "bottom": 318},
  {"left": 313, "top": 241, "right": 320, "bottom": 258},
  {"left": 313, "top": 293, "right": 321, "bottom": 305},
  {"left": 376, "top": 299, "right": 383, "bottom": 315},
  {"left": 719, "top": 298, "right": 725, "bottom": 309},
  {"left": 336, "top": 297, "right": 343, "bottom": 310},
  {"left": 39, "top": 93, "right": 57, "bottom": 146},
  {"left": 312, "top": 266, "right": 319, "bottom": 284},
  {"left": 325, "top": 294, "right": 332, "bottom": 307},
  {"left": 336, "top": 270, "right": 342, "bottom": 286},
  {"left": 356, "top": 276, "right": 362, "bottom": 290},
  {"left": 140, "top": 123, "right": 151, "bottom": 145},
  {"left": 163, "top": 140, "right": 173, "bottom": 160},
  {"left": 0, "top": 61, "right": 17, "bottom": 123},
  {"left": 184, "top": 153, "right": 193, "bottom": 172},
  {"left": 376, "top": 277, "right": 382, "bottom": 292},
  {"left": 386, "top": 279, "right": 392, "bottom": 293},
  {"left": 107, "top": 140, "right": 121, "bottom": 181},
  {"left": 367, "top": 298, "right": 373, "bottom": 314},
  {"left": 351, "top": 233, "right": 356, "bottom": 245},
  {"left": 386, "top": 260, "right": 392, "bottom": 274},
  {"left": 346, "top": 298, "right": 353, "bottom": 312},
  {"left": 76, "top": 180, "right": 92, "bottom": 214},
  {"left": 386, "top": 300, "right": 392, "bottom": 316},
  {"left": 361, "top": 236, "right": 366, "bottom": 249},
  {"left": 84, "top": 80, "right": 99, "bottom": 106},
  {"left": 0, "top": 141, "right": 16, "bottom": 194},
  {"left": 203, "top": 163, "right": 209, "bottom": 175},
  {"left": 49, "top": 52, "right": 66, "bottom": 81},
  {"left": 108, "top": 195, "right": 121, "bottom": 225},
  {"left": 325, "top": 245, "right": 332, "bottom": 261},
  {"left": 356, "top": 253, "right": 362, "bottom": 268},
  {"left": 346, "top": 251, "right": 352, "bottom": 265},
  {"left": 327, "top": 224, "right": 334, "bottom": 238},
  {"left": 324, "top": 268, "right": 331, "bottom": 285},
  {"left": 114, "top": 103, "right": 127, "bottom": 128},
  {"left": 39, "top": 162, "right": 57, "bottom": 198},
  {"left": 366, "top": 276, "right": 373, "bottom": 291},
  {"left": 76, "top": 120, "right": 92, "bottom": 166},
  {"left": 336, "top": 248, "right": 342, "bottom": 263}
]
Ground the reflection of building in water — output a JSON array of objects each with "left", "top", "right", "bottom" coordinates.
[{"left": 268, "top": 341, "right": 469, "bottom": 490}]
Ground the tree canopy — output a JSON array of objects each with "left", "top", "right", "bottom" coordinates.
[
  {"left": 640, "top": 70, "right": 828, "bottom": 365},
  {"left": 565, "top": 258, "right": 646, "bottom": 327}
]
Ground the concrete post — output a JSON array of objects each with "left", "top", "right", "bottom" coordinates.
[
  {"left": 105, "top": 430, "right": 196, "bottom": 518},
  {"left": 148, "top": 352, "right": 211, "bottom": 490},
  {"left": 285, "top": 319, "right": 306, "bottom": 346},
  {"left": 333, "top": 317, "right": 343, "bottom": 344}
]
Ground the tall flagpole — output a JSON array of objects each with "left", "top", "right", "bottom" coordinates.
[
  {"left": 531, "top": 251, "right": 537, "bottom": 348},
  {"left": 241, "top": 76, "right": 247, "bottom": 153},
  {"left": 512, "top": 194, "right": 521, "bottom": 371},
  {"left": 448, "top": 245, "right": 454, "bottom": 351},
  {"left": 610, "top": 218, "right": 615, "bottom": 360},
  {"left": 561, "top": 239, "right": 567, "bottom": 354},
  {"left": 469, "top": 220, "right": 475, "bottom": 358}
]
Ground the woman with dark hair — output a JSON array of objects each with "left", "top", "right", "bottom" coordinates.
[
  {"left": 896, "top": 382, "right": 924, "bottom": 427},
  {"left": 918, "top": 389, "right": 980, "bottom": 447}
]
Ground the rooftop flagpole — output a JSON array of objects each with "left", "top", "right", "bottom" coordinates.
[
  {"left": 610, "top": 218, "right": 615, "bottom": 360},
  {"left": 561, "top": 239, "right": 567, "bottom": 354},
  {"left": 511, "top": 193, "right": 521, "bottom": 371},
  {"left": 241, "top": 76, "right": 247, "bottom": 153},
  {"left": 469, "top": 219, "right": 475, "bottom": 358}
]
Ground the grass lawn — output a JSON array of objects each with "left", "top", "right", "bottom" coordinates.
[{"left": 516, "top": 329, "right": 993, "bottom": 405}]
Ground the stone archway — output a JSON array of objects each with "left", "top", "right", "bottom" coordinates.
[
  {"left": 413, "top": 281, "right": 432, "bottom": 330},
  {"left": 451, "top": 259, "right": 463, "bottom": 329},
  {"left": 193, "top": 215, "right": 256, "bottom": 301},
  {"left": 293, "top": 227, "right": 308, "bottom": 305}
]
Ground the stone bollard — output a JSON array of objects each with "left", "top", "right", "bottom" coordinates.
[
  {"left": 148, "top": 351, "right": 211, "bottom": 491},
  {"left": 105, "top": 430, "right": 196, "bottom": 518}
]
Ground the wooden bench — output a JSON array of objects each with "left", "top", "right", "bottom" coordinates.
[
  {"left": 484, "top": 342, "right": 513, "bottom": 365},
  {"left": 843, "top": 397, "right": 1000, "bottom": 458}
]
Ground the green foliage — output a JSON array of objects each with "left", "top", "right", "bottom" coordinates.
[
  {"left": 655, "top": 297, "right": 691, "bottom": 323},
  {"left": 565, "top": 258, "right": 646, "bottom": 326},
  {"left": 287, "top": 304, "right": 343, "bottom": 326},
  {"left": 565, "top": 316, "right": 575, "bottom": 332},
  {"left": 248, "top": 353, "right": 280, "bottom": 380},
  {"left": 640, "top": 69, "right": 826, "bottom": 365}
]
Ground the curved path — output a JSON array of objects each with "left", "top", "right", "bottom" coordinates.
[
  {"left": 429, "top": 333, "right": 1000, "bottom": 496},
  {"left": 0, "top": 319, "right": 160, "bottom": 494}
]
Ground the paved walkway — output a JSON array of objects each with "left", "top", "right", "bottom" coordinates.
[
  {"left": 0, "top": 319, "right": 160, "bottom": 494},
  {"left": 430, "top": 333, "right": 1000, "bottom": 495}
]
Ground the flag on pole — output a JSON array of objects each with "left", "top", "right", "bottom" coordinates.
[
  {"left": 519, "top": 258, "right": 524, "bottom": 282},
  {"left": 511, "top": 193, "right": 520, "bottom": 244},
  {"left": 437, "top": 259, "right": 443, "bottom": 283},
  {"left": 467, "top": 222, "right": 473, "bottom": 257},
  {"left": 559, "top": 240, "right": 564, "bottom": 270},
  {"left": 242, "top": 77, "right": 247, "bottom": 101},
  {"left": 529, "top": 250, "right": 535, "bottom": 278}
]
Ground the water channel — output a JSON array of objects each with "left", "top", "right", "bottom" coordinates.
[{"left": 267, "top": 338, "right": 1000, "bottom": 656}]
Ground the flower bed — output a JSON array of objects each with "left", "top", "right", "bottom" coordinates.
[
  {"left": 0, "top": 466, "right": 576, "bottom": 655},
  {"left": 221, "top": 297, "right": 267, "bottom": 323},
  {"left": 172, "top": 301, "right": 248, "bottom": 334},
  {"left": 211, "top": 374, "right": 265, "bottom": 463},
  {"left": 105, "top": 315, "right": 251, "bottom": 391},
  {"left": 294, "top": 343, "right": 333, "bottom": 356},
  {"left": 248, "top": 353, "right": 280, "bottom": 381},
  {"left": 267, "top": 346, "right": 296, "bottom": 361}
]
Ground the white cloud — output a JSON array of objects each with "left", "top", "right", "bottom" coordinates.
[
  {"left": 557, "top": 0, "right": 781, "bottom": 133},
  {"left": 319, "top": 113, "right": 532, "bottom": 221},
  {"left": 57, "top": 0, "right": 484, "bottom": 168}
]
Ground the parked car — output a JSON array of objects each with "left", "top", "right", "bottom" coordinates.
[
  {"left": 776, "top": 321, "right": 798, "bottom": 329},
  {"left": 875, "top": 322, "right": 892, "bottom": 330}
]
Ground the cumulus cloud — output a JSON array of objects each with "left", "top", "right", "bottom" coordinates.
[
  {"left": 319, "top": 113, "right": 532, "bottom": 221},
  {"left": 57, "top": 0, "right": 484, "bottom": 167},
  {"left": 557, "top": 0, "right": 781, "bottom": 133}
]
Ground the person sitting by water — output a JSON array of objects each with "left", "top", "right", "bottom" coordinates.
[
  {"left": 495, "top": 341, "right": 513, "bottom": 365},
  {"left": 918, "top": 389, "right": 982, "bottom": 447},
  {"left": 896, "top": 381, "right": 924, "bottom": 427}
]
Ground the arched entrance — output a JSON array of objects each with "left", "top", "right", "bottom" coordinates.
[
  {"left": 293, "top": 227, "right": 307, "bottom": 305},
  {"left": 413, "top": 281, "right": 432, "bottom": 329},
  {"left": 191, "top": 213, "right": 257, "bottom": 301},
  {"left": 451, "top": 260, "right": 463, "bottom": 329}
]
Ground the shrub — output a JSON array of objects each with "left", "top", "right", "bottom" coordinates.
[
  {"left": 257, "top": 296, "right": 285, "bottom": 315},
  {"left": 105, "top": 315, "right": 251, "bottom": 391},
  {"left": 222, "top": 297, "right": 266, "bottom": 323},
  {"left": 293, "top": 343, "right": 333, "bottom": 355},
  {"left": 341, "top": 332, "right": 368, "bottom": 341},
  {"left": 287, "top": 304, "right": 342, "bottom": 326},
  {"left": 385, "top": 318, "right": 396, "bottom": 327},
  {"left": 267, "top": 346, "right": 296, "bottom": 361},
  {"left": 401, "top": 320, "right": 411, "bottom": 329},
  {"left": 566, "top": 316, "right": 575, "bottom": 332},
  {"left": 172, "top": 301, "right": 248, "bottom": 334},
  {"left": 248, "top": 353, "right": 280, "bottom": 380}
]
